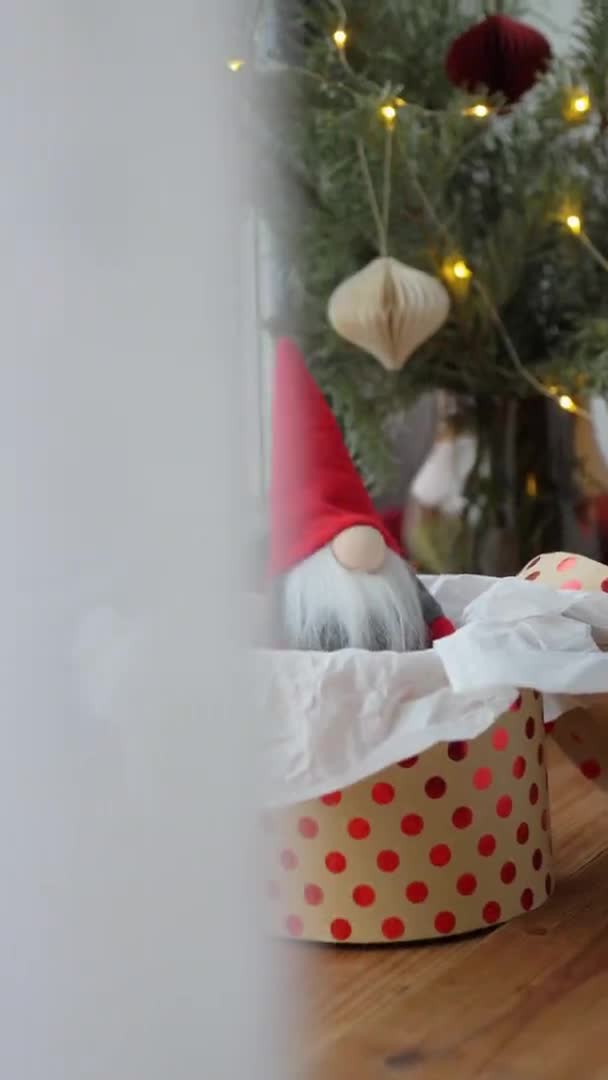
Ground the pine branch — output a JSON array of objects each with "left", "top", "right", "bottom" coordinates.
[{"left": 254, "top": 0, "right": 608, "bottom": 491}]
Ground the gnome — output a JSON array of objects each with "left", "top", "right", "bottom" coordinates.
[{"left": 268, "top": 339, "right": 455, "bottom": 651}]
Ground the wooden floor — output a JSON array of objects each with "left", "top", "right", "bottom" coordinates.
[{"left": 277, "top": 740, "right": 608, "bottom": 1080}]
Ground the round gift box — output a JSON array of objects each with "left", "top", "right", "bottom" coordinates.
[{"left": 263, "top": 689, "right": 552, "bottom": 943}]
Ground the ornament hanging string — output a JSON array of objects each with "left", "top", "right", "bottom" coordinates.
[
  {"left": 382, "top": 123, "right": 393, "bottom": 252},
  {"left": 356, "top": 138, "right": 388, "bottom": 255},
  {"left": 332, "top": 3, "right": 394, "bottom": 258}
]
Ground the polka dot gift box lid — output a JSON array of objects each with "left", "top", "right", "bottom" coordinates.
[
  {"left": 260, "top": 556, "right": 608, "bottom": 944},
  {"left": 518, "top": 552, "right": 608, "bottom": 795}
]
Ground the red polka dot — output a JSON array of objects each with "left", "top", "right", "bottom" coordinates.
[
  {"left": 496, "top": 795, "right": 513, "bottom": 818},
  {"left": 526, "top": 556, "right": 541, "bottom": 570},
  {"left": 448, "top": 741, "right": 468, "bottom": 762},
  {"left": 478, "top": 834, "right": 496, "bottom": 857},
  {"left": 304, "top": 883, "right": 324, "bottom": 906},
  {"left": 398, "top": 756, "right": 418, "bottom": 768},
  {"left": 580, "top": 758, "right": 602, "bottom": 780},
  {"left": 286, "top": 915, "right": 304, "bottom": 937},
  {"left": 330, "top": 918, "right": 352, "bottom": 941},
  {"left": 510, "top": 695, "right": 522, "bottom": 712},
  {"left": 452, "top": 805, "right": 473, "bottom": 830},
  {"left": 473, "top": 767, "right": 493, "bottom": 790},
  {"left": 401, "top": 813, "right": 424, "bottom": 836},
  {"left": 353, "top": 884, "right": 376, "bottom": 907},
  {"left": 557, "top": 556, "right": 577, "bottom": 572},
  {"left": 382, "top": 916, "right": 405, "bottom": 940},
  {"left": 280, "top": 849, "right": 298, "bottom": 871},
  {"left": 457, "top": 873, "right": 477, "bottom": 896},
  {"left": 529, "top": 782, "right": 539, "bottom": 805},
  {"left": 267, "top": 880, "right": 280, "bottom": 900},
  {"left": 406, "top": 881, "right": 429, "bottom": 904},
  {"left": 298, "top": 816, "right": 319, "bottom": 839},
  {"left": 517, "top": 822, "right": 530, "bottom": 845},
  {"left": 430, "top": 843, "right": 452, "bottom": 867},
  {"left": 525, "top": 716, "right": 535, "bottom": 739},
  {"left": 545, "top": 721, "right": 556, "bottom": 734},
  {"left": 560, "top": 579, "right": 582, "bottom": 590},
  {"left": 545, "top": 873, "right": 553, "bottom": 896},
  {"left": 532, "top": 848, "right": 543, "bottom": 871},
  {"left": 538, "top": 744, "right": 544, "bottom": 765},
  {"left": 372, "top": 781, "right": 395, "bottom": 805},
  {"left": 521, "top": 888, "right": 534, "bottom": 911},
  {"left": 348, "top": 817, "right": 371, "bottom": 839},
  {"left": 325, "top": 851, "right": 346, "bottom": 874},
  {"left": 601, "top": 578, "right": 608, "bottom": 593},
  {"left": 483, "top": 901, "right": 502, "bottom": 925},
  {"left": 377, "top": 849, "right": 400, "bottom": 872},
  {"left": 321, "top": 791, "right": 342, "bottom": 807},
  {"left": 500, "top": 860, "right": 516, "bottom": 884},
  {"left": 492, "top": 728, "right": 509, "bottom": 751},
  {"left": 425, "top": 776, "right": 447, "bottom": 799},
  {"left": 526, "top": 571, "right": 540, "bottom": 581},
  {"left": 512, "top": 756, "right": 527, "bottom": 779},
  {"left": 434, "top": 911, "right": 456, "bottom": 935},
  {"left": 541, "top": 809, "right": 549, "bottom": 832}
]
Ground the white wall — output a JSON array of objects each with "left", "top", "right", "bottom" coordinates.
[{"left": 527, "top": 0, "right": 580, "bottom": 52}]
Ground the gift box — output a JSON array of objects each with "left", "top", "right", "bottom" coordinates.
[
  {"left": 263, "top": 689, "right": 549, "bottom": 943},
  {"left": 260, "top": 558, "right": 608, "bottom": 944}
]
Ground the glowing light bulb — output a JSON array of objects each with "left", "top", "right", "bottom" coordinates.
[
  {"left": 565, "top": 214, "right": 582, "bottom": 235},
  {"left": 452, "top": 259, "right": 473, "bottom": 280},
  {"left": 333, "top": 28, "right": 347, "bottom": 48},
  {"left": 464, "top": 103, "right": 490, "bottom": 118},
  {"left": 227, "top": 58, "right": 245, "bottom": 72},
  {"left": 526, "top": 473, "right": 538, "bottom": 498},
  {"left": 572, "top": 92, "right": 591, "bottom": 114},
  {"left": 558, "top": 395, "right": 576, "bottom": 412},
  {"left": 564, "top": 89, "right": 591, "bottom": 122},
  {"left": 380, "top": 104, "right": 397, "bottom": 125}
]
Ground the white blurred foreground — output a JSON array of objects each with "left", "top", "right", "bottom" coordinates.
[{"left": 1, "top": 4, "right": 273, "bottom": 1078}]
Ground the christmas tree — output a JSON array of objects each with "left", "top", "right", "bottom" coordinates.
[{"left": 254, "top": 0, "right": 608, "bottom": 573}]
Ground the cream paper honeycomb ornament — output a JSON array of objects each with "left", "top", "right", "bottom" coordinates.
[{"left": 327, "top": 256, "right": 450, "bottom": 371}]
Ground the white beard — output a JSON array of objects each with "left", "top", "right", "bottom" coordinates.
[{"left": 279, "top": 545, "right": 428, "bottom": 652}]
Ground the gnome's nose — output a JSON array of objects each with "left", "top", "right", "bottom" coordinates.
[{"left": 331, "top": 525, "right": 386, "bottom": 573}]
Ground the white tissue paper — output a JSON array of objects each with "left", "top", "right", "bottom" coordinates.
[
  {"left": 432, "top": 575, "right": 608, "bottom": 728},
  {"left": 259, "top": 574, "right": 608, "bottom": 807}
]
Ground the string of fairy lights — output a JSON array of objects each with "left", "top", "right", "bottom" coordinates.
[{"left": 227, "top": 19, "right": 607, "bottom": 420}]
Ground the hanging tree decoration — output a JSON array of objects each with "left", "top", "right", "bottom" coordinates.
[
  {"left": 445, "top": 14, "right": 552, "bottom": 104},
  {"left": 327, "top": 101, "right": 450, "bottom": 371},
  {"left": 328, "top": 256, "right": 451, "bottom": 371}
]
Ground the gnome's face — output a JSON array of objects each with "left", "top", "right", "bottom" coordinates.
[{"left": 279, "top": 525, "right": 428, "bottom": 652}]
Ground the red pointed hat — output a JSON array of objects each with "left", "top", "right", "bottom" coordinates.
[{"left": 269, "top": 338, "right": 402, "bottom": 577}]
